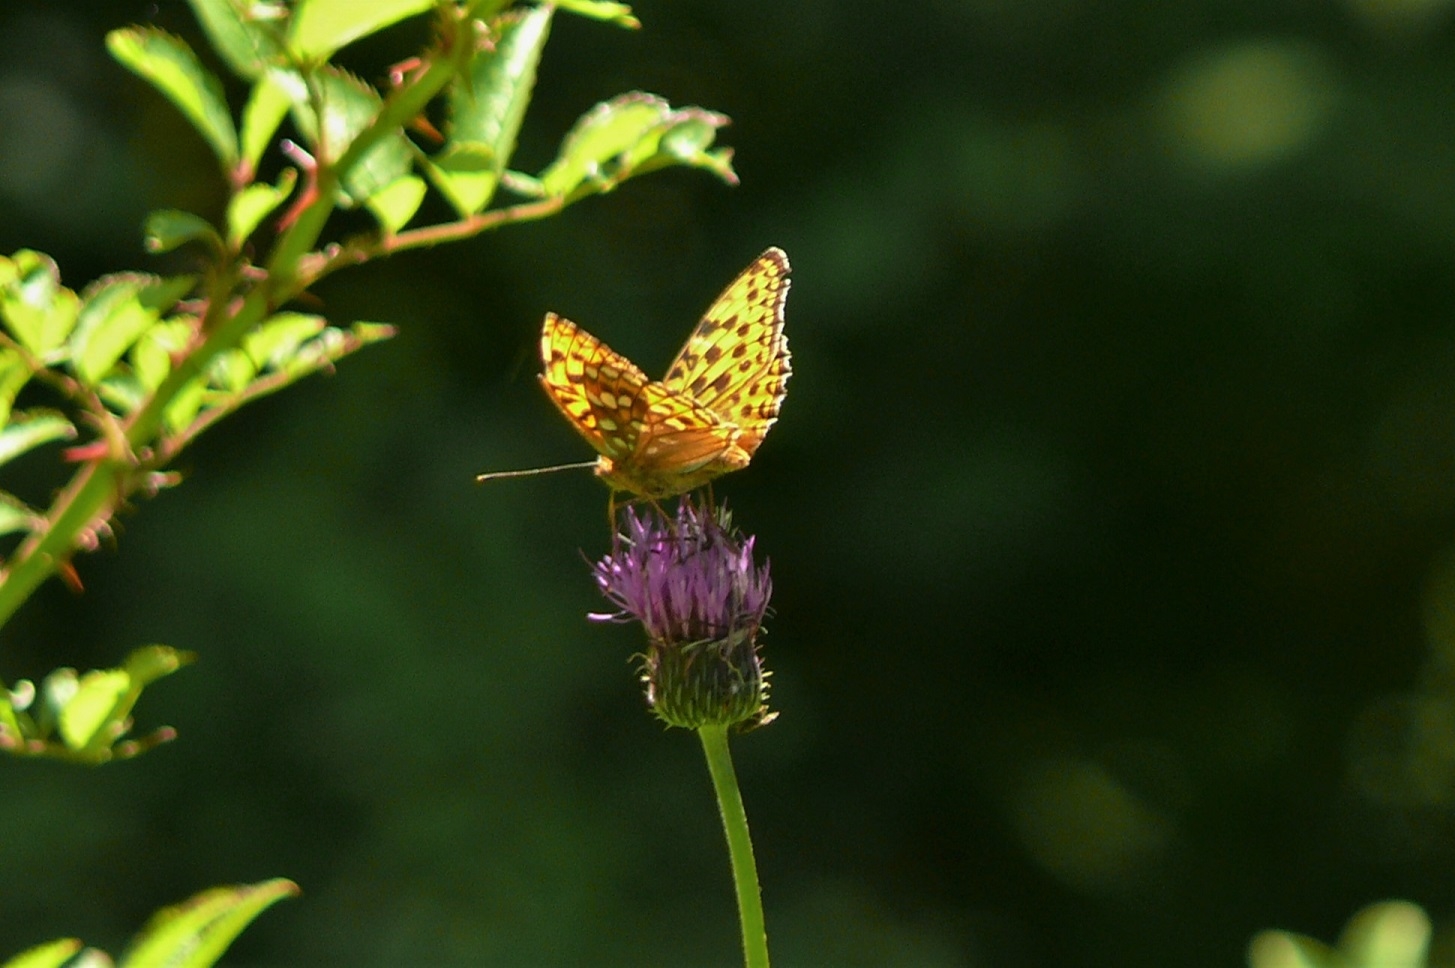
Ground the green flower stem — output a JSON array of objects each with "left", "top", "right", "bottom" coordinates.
[{"left": 698, "top": 723, "right": 770, "bottom": 968}]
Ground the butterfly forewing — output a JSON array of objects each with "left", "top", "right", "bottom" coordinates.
[
  {"left": 663, "top": 247, "right": 792, "bottom": 455},
  {"left": 539, "top": 313, "right": 652, "bottom": 460}
]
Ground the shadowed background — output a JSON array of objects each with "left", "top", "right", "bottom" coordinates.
[{"left": 3, "top": 1, "right": 1455, "bottom": 965}]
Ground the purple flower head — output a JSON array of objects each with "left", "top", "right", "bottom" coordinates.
[{"left": 592, "top": 500, "right": 775, "bottom": 730}]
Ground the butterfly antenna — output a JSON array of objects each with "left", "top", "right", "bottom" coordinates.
[{"left": 475, "top": 460, "right": 598, "bottom": 483}]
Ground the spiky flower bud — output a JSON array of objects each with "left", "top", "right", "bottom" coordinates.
[{"left": 591, "top": 501, "right": 774, "bottom": 730}]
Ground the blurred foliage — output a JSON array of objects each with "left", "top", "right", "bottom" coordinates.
[
  {"left": 2, "top": 879, "right": 297, "bottom": 968},
  {"left": 1250, "top": 899, "right": 1431, "bottom": 968},
  {"left": 4, "top": 0, "right": 1455, "bottom": 965}
]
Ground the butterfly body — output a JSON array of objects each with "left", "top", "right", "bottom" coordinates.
[{"left": 536, "top": 248, "right": 791, "bottom": 501}]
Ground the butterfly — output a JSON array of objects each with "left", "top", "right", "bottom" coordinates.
[{"left": 480, "top": 248, "right": 791, "bottom": 502}]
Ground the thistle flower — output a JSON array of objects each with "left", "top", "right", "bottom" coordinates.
[{"left": 591, "top": 501, "right": 775, "bottom": 730}]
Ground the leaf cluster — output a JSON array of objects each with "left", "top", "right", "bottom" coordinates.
[
  {"left": 1, "top": 0, "right": 737, "bottom": 765},
  {"left": 3, "top": 0, "right": 739, "bottom": 960}
]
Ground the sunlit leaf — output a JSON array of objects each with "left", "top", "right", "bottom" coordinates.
[
  {"left": 106, "top": 28, "right": 239, "bottom": 168},
  {"left": 244, "top": 312, "right": 325, "bottom": 368},
  {"left": 163, "top": 375, "right": 208, "bottom": 435},
  {"left": 0, "top": 250, "right": 81, "bottom": 359},
  {"left": 0, "top": 492, "right": 40, "bottom": 539},
  {"left": 185, "top": 0, "right": 288, "bottom": 81},
  {"left": 555, "top": 0, "right": 639, "bottom": 28},
  {"left": 36, "top": 668, "right": 78, "bottom": 740},
  {"left": 424, "top": 142, "right": 496, "bottom": 217},
  {"left": 22, "top": 646, "right": 194, "bottom": 762},
  {"left": 0, "top": 938, "right": 85, "bottom": 968},
  {"left": 228, "top": 320, "right": 395, "bottom": 408},
  {"left": 97, "top": 373, "right": 149, "bottom": 417},
  {"left": 0, "top": 348, "right": 33, "bottom": 429},
  {"left": 0, "top": 411, "right": 76, "bottom": 468},
  {"left": 1247, "top": 932, "right": 1337, "bottom": 968},
  {"left": 291, "top": 68, "right": 412, "bottom": 202},
  {"left": 120, "top": 879, "right": 299, "bottom": 968},
  {"left": 57, "top": 670, "right": 130, "bottom": 751},
  {"left": 289, "top": 0, "right": 435, "bottom": 61},
  {"left": 1338, "top": 900, "right": 1429, "bottom": 968},
  {"left": 226, "top": 168, "right": 297, "bottom": 249},
  {"left": 240, "top": 70, "right": 296, "bottom": 171},
  {"left": 208, "top": 348, "right": 258, "bottom": 393},
  {"left": 144, "top": 210, "right": 224, "bottom": 255},
  {"left": 652, "top": 113, "right": 738, "bottom": 182},
  {"left": 131, "top": 318, "right": 194, "bottom": 392},
  {"left": 436, "top": 3, "right": 552, "bottom": 213},
  {"left": 124, "top": 645, "right": 196, "bottom": 689},
  {"left": 364, "top": 175, "right": 428, "bottom": 232},
  {"left": 500, "top": 169, "right": 545, "bottom": 198},
  {"left": 285, "top": 321, "right": 393, "bottom": 377},
  {"left": 71, "top": 275, "right": 196, "bottom": 386},
  {"left": 539, "top": 93, "right": 736, "bottom": 198},
  {"left": 540, "top": 92, "right": 667, "bottom": 197}
]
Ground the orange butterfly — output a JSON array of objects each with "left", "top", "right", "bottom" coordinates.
[{"left": 480, "top": 248, "right": 791, "bottom": 502}]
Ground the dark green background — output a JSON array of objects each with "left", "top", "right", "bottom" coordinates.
[{"left": 4, "top": 1, "right": 1455, "bottom": 964}]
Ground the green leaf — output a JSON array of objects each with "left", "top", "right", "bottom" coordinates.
[
  {"left": 0, "top": 250, "right": 81, "bottom": 359},
  {"left": 0, "top": 492, "right": 40, "bottom": 538},
  {"left": 208, "top": 348, "right": 258, "bottom": 393},
  {"left": 106, "top": 28, "right": 239, "bottom": 168},
  {"left": 1338, "top": 900, "right": 1429, "bottom": 968},
  {"left": 226, "top": 168, "right": 297, "bottom": 249},
  {"left": 364, "top": 175, "right": 427, "bottom": 232},
  {"left": 436, "top": 3, "right": 553, "bottom": 214},
  {"left": 0, "top": 938, "right": 85, "bottom": 968},
  {"left": 185, "top": 0, "right": 288, "bottom": 80},
  {"left": 244, "top": 312, "right": 325, "bottom": 367},
  {"left": 25, "top": 646, "right": 193, "bottom": 761},
  {"left": 539, "top": 93, "right": 738, "bottom": 198},
  {"left": 97, "top": 373, "right": 149, "bottom": 417},
  {"left": 424, "top": 142, "right": 496, "bottom": 217},
  {"left": 289, "top": 321, "right": 393, "bottom": 374},
  {"left": 555, "top": 0, "right": 640, "bottom": 28},
  {"left": 0, "top": 411, "right": 76, "bottom": 468},
  {"left": 0, "top": 348, "right": 33, "bottom": 428},
  {"left": 131, "top": 318, "right": 194, "bottom": 392},
  {"left": 276, "top": 322, "right": 393, "bottom": 382},
  {"left": 240, "top": 70, "right": 296, "bottom": 171},
  {"left": 71, "top": 274, "right": 196, "bottom": 386},
  {"left": 144, "top": 210, "right": 224, "bottom": 255},
  {"left": 500, "top": 169, "right": 545, "bottom": 198},
  {"left": 1248, "top": 932, "right": 1336, "bottom": 968},
  {"left": 289, "top": 0, "right": 435, "bottom": 61},
  {"left": 652, "top": 112, "right": 739, "bottom": 182},
  {"left": 164, "top": 375, "right": 209, "bottom": 435},
  {"left": 125, "top": 644, "right": 197, "bottom": 689},
  {"left": 292, "top": 68, "right": 412, "bottom": 202},
  {"left": 58, "top": 669, "right": 130, "bottom": 750},
  {"left": 36, "top": 668, "right": 78, "bottom": 740},
  {"left": 540, "top": 92, "right": 666, "bottom": 197},
  {"left": 120, "top": 879, "right": 299, "bottom": 968}
]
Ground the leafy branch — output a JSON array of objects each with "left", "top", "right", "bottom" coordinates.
[{"left": 0, "top": 0, "right": 738, "bottom": 764}]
